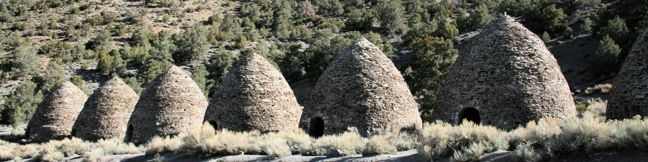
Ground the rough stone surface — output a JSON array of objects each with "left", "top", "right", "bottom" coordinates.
[
  {"left": 127, "top": 66, "right": 208, "bottom": 144},
  {"left": 26, "top": 81, "right": 88, "bottom": 142},
  {"left": 433, "top": 15, "right": 576, "bottom": 130},
  {"left": 204, "top": 53, "right": 302, "bottom": 132},
  {"left": 301, "top": 38, "right": 422, "bottom": 136},
  {"left": 72, "top": 77, "right": 139, "bottom": 141},
  {"left": 607, "top": 29, "right": 648, "bottom": 119}
]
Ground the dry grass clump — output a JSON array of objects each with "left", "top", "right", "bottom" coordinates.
[
  {"left": 509, "top": 112, "right": 648, "bottom": 161},
  {"left": 308, "top": 128, "right": 367, "bottom": 156},
  {"left": 362, "top": 129, "right": 417, "bottom": 156},
  {"left": 146, "top": 123, "right": 301, "bottom": 157},
  {"left": 82, "top": 139, "right": 143, "bottom": 162},
  {"left": 416, "top": 121, "right": 506, "bottom": 161},
  {"left": 8, "top": 113, "right": 648, "bottom": 161},
  {"left": 0, "top": 138, "right": 144, "bottom": 161}
]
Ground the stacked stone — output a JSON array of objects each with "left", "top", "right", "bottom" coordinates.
[
  {"left": 26, "top": 81, "right": 88, "bottom": 142},
  {"left": 205, "top": 53, "right": 302, "bottom": 132},
  {"left": 127, "top": 66, "right": 208, "bottom": 144},
  {"left": 433, "top": 15, "right": 576, "bottom": 129},
  {"left": 302, "top": 38, "right": 422, "bottom": 137},
  {"left": 607, "top": 29, "right": 648, "bottom": 119},
  {"left": 72, "top": 76, "right": 139, "bottom": 141}
]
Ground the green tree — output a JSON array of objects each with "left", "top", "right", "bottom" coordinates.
[
  {"left": 344, "top": 8, "right": 372, "bottom": 31},
  {"left": 2, "top": 79, "right": 42, "bottom": 126},
  {"left": 272, "top": 1, "right": 293, "bottom": 39},
  {"left": 150, "top": 31, "right": 175, "bottom": 63},
  {"left": 303, "top": 30, "right": 355, "bottom": 79},
  {"left": 593, "top": 35, "right": 621, "bottom": 76},
  {"left": 218, "top": 14, "right": 243, "bottom": 41},
  {"left": 313, "top": 0, "right": 344, "bottom": 16},
  {"left": 205, "top": 49, "right": 236, "bottom": 96},
  {"left": 598, "top": 16, "right": 629, "bottom": 43},
  {"left": 540, "top": 4, "right": 566, "bottom": 32},
  {"left": 192, "top": 65, "right": 209, "bottom": 96},
  {"left": 377, "top": 0, "right": 406, "bottom": 34},
  {"left": 40, "top": 61, "right": 66, "bottom": 93},
  {"left": 462, "top": 4, "right": 494, "bottom": 31},
  {"left": 139, "top": 58, "right": 172, "bottom": 86},
  {"left": 174, "top": 26, "right": 209, "bottom": 65},
  {"left": 405, "top": 36, "right": 458, "bottom": 121},
  {"left": 433, "top": 16, "right": 459, "bottom": 40},
  {"left": 97, "top": 50, "right": 124, "bottom": 76}
]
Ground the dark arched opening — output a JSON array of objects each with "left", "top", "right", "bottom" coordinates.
[
  {"left": 309, "top": 117, "right": 324, "bottom": 138},
  {"left": 70, "top": 129, "right": 77, "bottom": 138},
  {"left": 124, "top": 125, "right": 133, "bottom": 143},
  {"left": 208, "top": 120, "right": 218, "bottom": 131},
  {"left": 459, "top": 107, "right": 481, "bottom": 124}
]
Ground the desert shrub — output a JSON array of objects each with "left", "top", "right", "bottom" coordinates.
[
  {"left": 86, "top": 30, "right": 112, "bottom": 51},
  {"left": 575, "top": 102, "right": 588, "bottom": 113},
  {"left": 509, "top": 113, "right": 624, "bottom": 161},
  {"left": 307, "top": 128, "right": 367, "bottom": 156},
  {"left": 130, "top": 26, "right": 152, "bottom": 48},
  {"left": 123, "top": 76, "right": 143, "bottom": 94},
  {"left": 541, "top": 31, "right": 551, "bottom": 42},
  {"left": 39, "top": 41, "right": 72, "bottom": 61},
  {"left": 7, "top": 115, "right": 648, "bottom": 161},
  {"left": 274, "top": 130, "right": 313, "bottom": 154},
  {"left": 146, "top": 136, "right": 184, "bottom": 155},
  {"left": 97, "top": 50, "right": 125, "bottom": 75},
  {"left": 416, "top": 121, "right": 506, "bottom": 161},
  {"left": 363, "top": 134, "right": 397, "bottom": 156},
  {"left": 10, "top": 44, "right": 39, "bottom": 76},
  {"left": 144, "top": 0, "right": 172, "bottom": 7},
  {"left": 147, "top": 123, "right": 293, "bottom": 157}
]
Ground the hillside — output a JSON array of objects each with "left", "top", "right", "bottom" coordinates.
[{"left": 1, "top": 0, "right": 645, "bottom": 125}]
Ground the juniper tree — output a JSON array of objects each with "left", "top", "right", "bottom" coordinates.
[
  {"left": 593, "top": 35, "right": 621, "bottom": 76},
  {"left": 1, "top": 79, "right": 42, "bottom": 126},
  {"left": 173, "top": 26, "right": 209, "bottom": 65},
  {"left": 405, "top": 36, "right": 457, "bottom": 119},
  {"left": 377, "top": 0, "right": 406, "bottom": 34},
  {"left": 599, "top": 16, "right": 629, "bottom": 44}
]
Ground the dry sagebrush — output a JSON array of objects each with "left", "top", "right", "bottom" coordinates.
[{"left": 4, "top": 114, "right": 648, "bottom": 161}]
